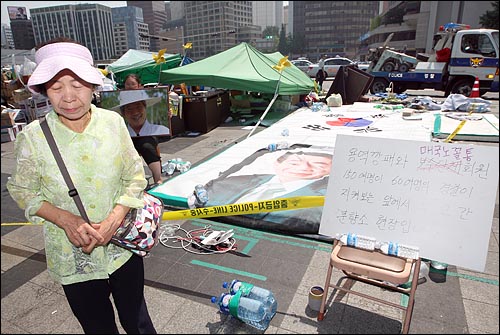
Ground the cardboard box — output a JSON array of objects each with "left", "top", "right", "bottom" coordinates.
[{"left": 1, "top": 109, "right": 18, "bottom": 127}]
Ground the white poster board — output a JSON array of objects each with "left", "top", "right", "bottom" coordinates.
[{"left": 319, "top": 134, "right": 499, "bottom": 272}]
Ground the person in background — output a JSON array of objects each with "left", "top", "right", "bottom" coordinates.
[
  {"left": 114, "top": 86, "right": 170, "bottom": 186},
  {"left": 123, "top": 73, "right": 142, "bottom": 90},
  {"left": 316, "top": 54, "right": 328, "bottom": 91},
  {"left": 6, "top": 37, "right": 156, "bottom": 334}
]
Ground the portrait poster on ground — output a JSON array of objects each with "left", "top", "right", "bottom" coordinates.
[
  {"left": 163, "top": 143, "right": 335, "bottom": 234},
  {"left": 99, "top": 87, "right": 171, "bottom": 137},
  {"left": 319, "top": 134, "right": 499, "bottom": 272}
]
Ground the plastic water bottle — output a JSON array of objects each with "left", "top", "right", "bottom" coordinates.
[
  {"left": 178, "top": 161, "right": 192, "bottom": 173},
  {"left": 335, "top": 233, "right": 376, "bottom": 251},
  {"left": 165, "top": 160, "right": 177, "bottom": 175},
  {"left": 375, "top": 241, "right": 420, "bottom": 259},
  {"left": 222, "top": 280, "right": 277, "bottom": 316},
  {"left": 267, "top": 141, "right": 289, "bottom": 152},
  {"left": 194, "top": 184, "right": 208, "bottom": 204},
  {"left": 175, "top": 157, "right": 183, "bottom": 170},
  {"left": 211, "top": 293, "right": 272, "bottom": 331},
  {"left": 212, "top": 292, "right": 231, "bottom": 315},
  {"left": 281, "top": 128, "right": 289, "bottom": 136},
  {"left": 187, "top": 184, "right": 209, "bottom": 209}
]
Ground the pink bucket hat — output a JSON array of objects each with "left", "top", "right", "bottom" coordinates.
[{"left": 27, "top": 42, "right": 103, "bottom": 94}]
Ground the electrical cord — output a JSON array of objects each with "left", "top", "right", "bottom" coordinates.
[{"left": 159, "top": 224, "right": 237, "bottom": 255}]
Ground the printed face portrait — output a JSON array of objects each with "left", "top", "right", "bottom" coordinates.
[
  {"left": 99, "top": 87, "right": 172, "bottom": 136},
  {"left": 122, "top": 101, "right": 147, "bottom": 129},
  {"left": 274, "top": 152, "right": 332, "bottom": 183}
]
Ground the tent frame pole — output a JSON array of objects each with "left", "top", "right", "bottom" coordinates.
[{"left": 247, "top": 71, "right": 283, "bottom": 139}]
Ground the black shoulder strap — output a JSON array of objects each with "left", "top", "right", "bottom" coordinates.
[{"left": 39, "top": 118, "right": 90, "bottom": 223}]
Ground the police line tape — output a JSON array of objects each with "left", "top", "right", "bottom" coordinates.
[
  {"left": 162, "top": 196, "right": 325, "bottom": 221},
  {"left": 0, "top": 196, "right": 326, "bottom": 226},
  {"left": 444, "top": 109, "right": 475, "bottom": 143},
  {"left": 444, "top": 119, "right": 467, "bottom": 142}
]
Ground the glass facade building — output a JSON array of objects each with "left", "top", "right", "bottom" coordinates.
[{"left": 30, "top": 4, "right": 115, "bottom": 61}]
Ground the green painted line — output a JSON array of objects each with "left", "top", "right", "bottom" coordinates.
[
  {"left": 236, "top": 236, "right": 258, "bottom": 255},
  {"left": 190, "top": 259, "right": 267, "bottom": 281},
  {"left": 428, "top": 267, "right": 499, "bottom": 286},
  {"left": 400, "top": 294, "right": 409, "bottom": 308},
  {"left": 399, "top": 268, "right": 499, "bottom": 308}
]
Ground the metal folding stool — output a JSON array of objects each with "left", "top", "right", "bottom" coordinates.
[{"left": 317, "top": 239, "right": 421, "bottom": 334}]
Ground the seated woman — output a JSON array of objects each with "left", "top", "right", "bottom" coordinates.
[{"left": 115, "top": 88, "right": 170, "bottom": 186}]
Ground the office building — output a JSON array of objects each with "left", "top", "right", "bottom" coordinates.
[
  {"left": 252, "top": 1, "right": 283, "bottom": 31},
  {"left": 1, "top": 24, "right": 16, "bottom": 49},
  {"left": 112, "top": 6, "right": 150, "bottom": 57},
  {"left": 127, "top": 1, "right": 168, "bottom": 52},
  {"left": 290, "top": 1, "right": 379, "bottom": 61},
  {"left": 183, "top": 1, "right": 252, "bottom": 60},
  {"left": 9, "top": 20, "right": 35, "bottom": 50},
  {"left": 30, "top": 4, "right": 115, "bottom": 61}
]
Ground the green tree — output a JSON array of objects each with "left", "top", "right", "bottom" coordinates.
[
  {"left": 277, "top": 24, "right": 290, "bottom": 55},
  {"left": 479, "top": 1, "right": 499, "bottom": 29},
  {"left": 262, "top": 26, "right": 279, "bottom": 39},
  {"left": 370, "top": 15, "right": 381, "bottom": 30}
]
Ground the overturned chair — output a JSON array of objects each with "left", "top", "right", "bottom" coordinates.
[{"left": 317, "top": 238, "right": 421, "bottom": 334}]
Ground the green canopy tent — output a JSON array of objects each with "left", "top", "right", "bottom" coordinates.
[
  {"left": 160, "top": 42, "right": 315, "bottom": 95},
  {"left": 107, "top": 49, "right": 183, "bottom": 87}
]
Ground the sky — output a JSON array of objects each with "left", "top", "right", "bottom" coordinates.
[{"left": 1, "top": 1, "right": 127, "bottom": 27}]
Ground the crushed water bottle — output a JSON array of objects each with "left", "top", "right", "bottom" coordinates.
[
  {"left": 175, "top": 157, "right": 183, "bottom": 170},
  {"left": 211, "top": 292, "right": 273, "bottom": 331},
  {"left": 281, "top": 128, "right": 289, "bottom": 136},
  {"left": 164, "top": 160, "right": 177, "bottom": 175},
  {"left": 375, "top": 241, "right": 420, "bottom": 259},
  {"left": 267, "top": 141, "right": 289, "bottom": 152},
  {"left": 187, "top": 184, "right": 209, "bottom": 209},
  {"left": 178, "top": 161, "right": 192, "bottom": 173},
  {"left": 222, "top": 280, "right": 277, "bottom": 316},
  {"left": 335, "top": 233, "right": 376, "bottom": 251}
]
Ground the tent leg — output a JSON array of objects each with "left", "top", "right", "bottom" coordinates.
[{"left": 246, "top": 94, "right": 279, "bottom": 138}]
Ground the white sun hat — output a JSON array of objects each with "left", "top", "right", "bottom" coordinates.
[{"left": 110, "top": 89, "right": 162, "bottom": 111}]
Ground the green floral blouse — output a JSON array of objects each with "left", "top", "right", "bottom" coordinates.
[{"left": 7, "top": 106, "right": 148, "bottom": 285}]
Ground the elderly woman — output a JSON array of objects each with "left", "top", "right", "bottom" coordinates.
[{"left": 6, "top": 37, "right": 156, "bottom": 334}]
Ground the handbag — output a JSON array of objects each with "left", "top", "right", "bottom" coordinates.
[{"left": 40, "top": 118, "right": 163, "bottom": 257}]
